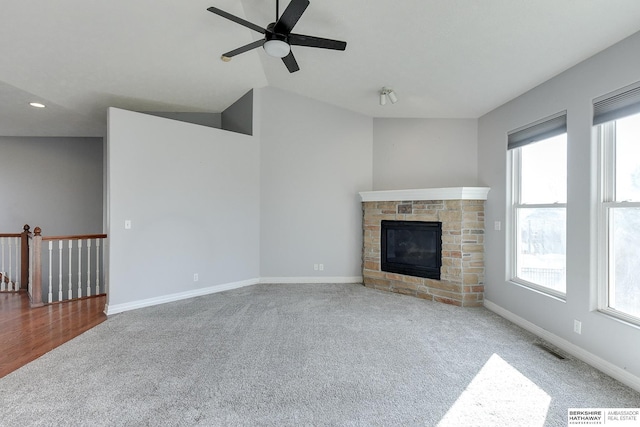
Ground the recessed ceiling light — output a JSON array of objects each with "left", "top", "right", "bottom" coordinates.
[{"left": 29, "top": 102, "right": 46, "bottom": 108}]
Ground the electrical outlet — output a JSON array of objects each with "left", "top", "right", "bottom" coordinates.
[
  {"left": 319, "top": 264, "right": 324, "bottom": 271},
  {"left": 573, "top": 320, "right": 582, "bottom": 335},
  {"left": 494, "top": 221, "right": 501, "bottom": 231},
  {"left": 193, "top": 273, "right": 199, "bottom": 282},
  {"left": 314, "top": 264, "right": 319, "bottom": 271}
]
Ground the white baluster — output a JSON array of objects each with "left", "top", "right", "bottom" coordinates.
[
  {"left": 28, "top": 237, "right": 33, "bottom": 296},
  {"left": 86, "top": 239, "right": 91, "bottom": 297},
  {"left": 58, "top": 240, "right": 63, "bottom": 302},
  {"left": 8, "top": 237, "right": 13, "bottom": 291},
  {"left": 96, "top": 239, "right": 101, "bottom": 294},
  {"left": 14, "top": 237, "right": 20, "bottom": 291},
  {"left": 68, "top": 240, "right": 73, "bottom": 300},
  {"left": 1, "top": 237, "right": 5, "bottom": 292},
  {"left": 48, "top": 241, "right": 53, "bottom": 303},
  {"left": 77, "top": 239, "right": 82, "bottom": 298}
]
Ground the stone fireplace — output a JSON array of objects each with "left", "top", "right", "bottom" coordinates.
[{"left": 360, "top": 187, "right": 489, "bottom": 307}]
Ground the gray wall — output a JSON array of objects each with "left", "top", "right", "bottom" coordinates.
[
  {"left": 372, "top": 118, "right": 478, "bottom": 190},
  {"left": 141, "top": 112, "right": 222, "bottom": 129},
  {"left": 257, "top": 87, "right": 373, "bottom": 280},
  {"left": 222, "top": 90, "right": 253, "bottom": 136},
  {"left": 140, "top": 89, "right": 254, "bottom": 136},
  {"left": 0, "top": 136, "right": 103, "bottom": 235},
  {"left": 478, "top": 31, "right": 640, "bottom": 379},
  {"left": 107, "top": 108, "right": 260, "bottom": 308}
]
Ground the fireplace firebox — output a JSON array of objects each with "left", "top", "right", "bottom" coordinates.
[{"left": 381, "top": 220, "right": 442, "bottom": 280}]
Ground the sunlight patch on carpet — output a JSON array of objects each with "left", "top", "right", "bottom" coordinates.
[{"left": 438, "top": 353, "right": 551, "bottom": 427}]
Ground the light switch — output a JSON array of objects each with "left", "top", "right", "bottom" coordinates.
[{"left": 125, "top": 220, "right": 132, "bottom": 229}]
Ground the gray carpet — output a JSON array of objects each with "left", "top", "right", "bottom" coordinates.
[{"left": 2, "top": 283, "right": 639, "bottom": 426}]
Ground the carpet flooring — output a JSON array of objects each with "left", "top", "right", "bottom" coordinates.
[{"left": 2, "top": 283, "right": 639, "bottom": 426}]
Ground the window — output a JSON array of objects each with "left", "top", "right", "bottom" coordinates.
[
  {"left": 508, "top": 112, "right": 567, "bottom": 296},
  {"left": 596, "top": 82, "right": 640, "bottom": 323}
]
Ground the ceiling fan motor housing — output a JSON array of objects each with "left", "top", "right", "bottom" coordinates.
[
  {"left": 264, "top": 23, "right": 291, "bottom": 57},
  {"left": 266, "top": 23, "right": 288, "bottom": 43}
]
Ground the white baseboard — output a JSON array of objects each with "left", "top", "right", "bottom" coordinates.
[
  {"left": 259, "top": 276, "right": 363, "bottom": 284},
  {"left": 106, "top": 278, "right": 260, "bottom": 315},
  {"left": 484, "top": 299, "right": 640, "bottom": 393},
  {"left": 106, "top": 277, "right": 363, "bottom": 316}
]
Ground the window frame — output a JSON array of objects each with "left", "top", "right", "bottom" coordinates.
[
  {"left": 597, "top": 119, "right": 640, "bottom": 326},
  {"left": 507, "top": 112, "right": 568, "bottom": 299},
  {"left": 508, "top": 144, "right": 567, "bottom": 299}
]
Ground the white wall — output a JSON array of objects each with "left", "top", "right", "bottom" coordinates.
[
  {"left": 257, "top": 88, "right": 373, "bottom": 280},
  {"left": 107, "top": 108, "right": 260, "bottom": 311},
  {"left": 0, "top": 136, "right": 103, "bottom": 235},
  {"left": 478, "top": 31, "right": 640, "bottom": 381},
  {"left": 372, "top": 118, "right": 478, "bottom": 190}
]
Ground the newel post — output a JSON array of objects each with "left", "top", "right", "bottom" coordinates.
[
  {"left": 20, "top": 224, "right": 30, "bottom": 292},
  {"left": 30, "top": 227, "right": 44, "bottom": 307}
]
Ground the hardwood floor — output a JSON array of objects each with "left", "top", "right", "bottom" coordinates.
[{"left": 0, "top": 292, "right": 107, "bottom": 378}]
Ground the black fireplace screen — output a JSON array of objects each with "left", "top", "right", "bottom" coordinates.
[{"left": 381, "top": 220, "right": 442, "bottom": 279}]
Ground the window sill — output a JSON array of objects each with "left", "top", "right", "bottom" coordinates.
[
  {"left": 509, "top": 278, "right": 567, "bottom": 303},
  {"left": 597, "top": 308, "right": 640, "bottom": 330}
]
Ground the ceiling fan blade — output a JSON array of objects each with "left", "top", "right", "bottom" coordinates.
[
  {"left": 273, "top": 0, "right": 309, "bottom": 34},
  {"left": 288, "top": 33, "right": 346, "bottom": 50},
  {"left": 222, "top": 40, "right": 265, "bottom": 58},
  {"left": 207, "top": 7, "right": 265, "bottom": 34},
  {"left": 282, "top": 51, "right": 300, "bottom": 73}
]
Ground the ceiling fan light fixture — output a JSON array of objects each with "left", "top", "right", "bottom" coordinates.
[
  {"left": 207, "top": 0, "right": 346, "bottom": 72},
  {"left": 263, "top": 39, "right": 291, "bottom": 58}
]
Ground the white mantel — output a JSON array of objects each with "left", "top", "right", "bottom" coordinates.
[{"left": 359, "top": 187, "right": 490, "bottom": 202}]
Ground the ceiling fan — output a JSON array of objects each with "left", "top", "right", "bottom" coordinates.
[{"left": 207, "top": 0, "right": 347, "bottom": 73}]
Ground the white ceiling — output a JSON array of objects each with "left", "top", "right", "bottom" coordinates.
[{"left": 1, "top": 0, "right": 640, "bottom": 137}]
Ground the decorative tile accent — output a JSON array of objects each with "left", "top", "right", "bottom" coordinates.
[
  {"left": 397, "top": 204, "right": 412, "bottom": 214},
  {"left": 362, "top": 199, "right": 485, "bottom": 307}
]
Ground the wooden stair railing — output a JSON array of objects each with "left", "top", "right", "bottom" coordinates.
[
  {"left": 31, "top": 227, "right": 107, "bottom": 307},
  {"left": 1, "top": 225, "right": 107, "bottom": 307}
]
